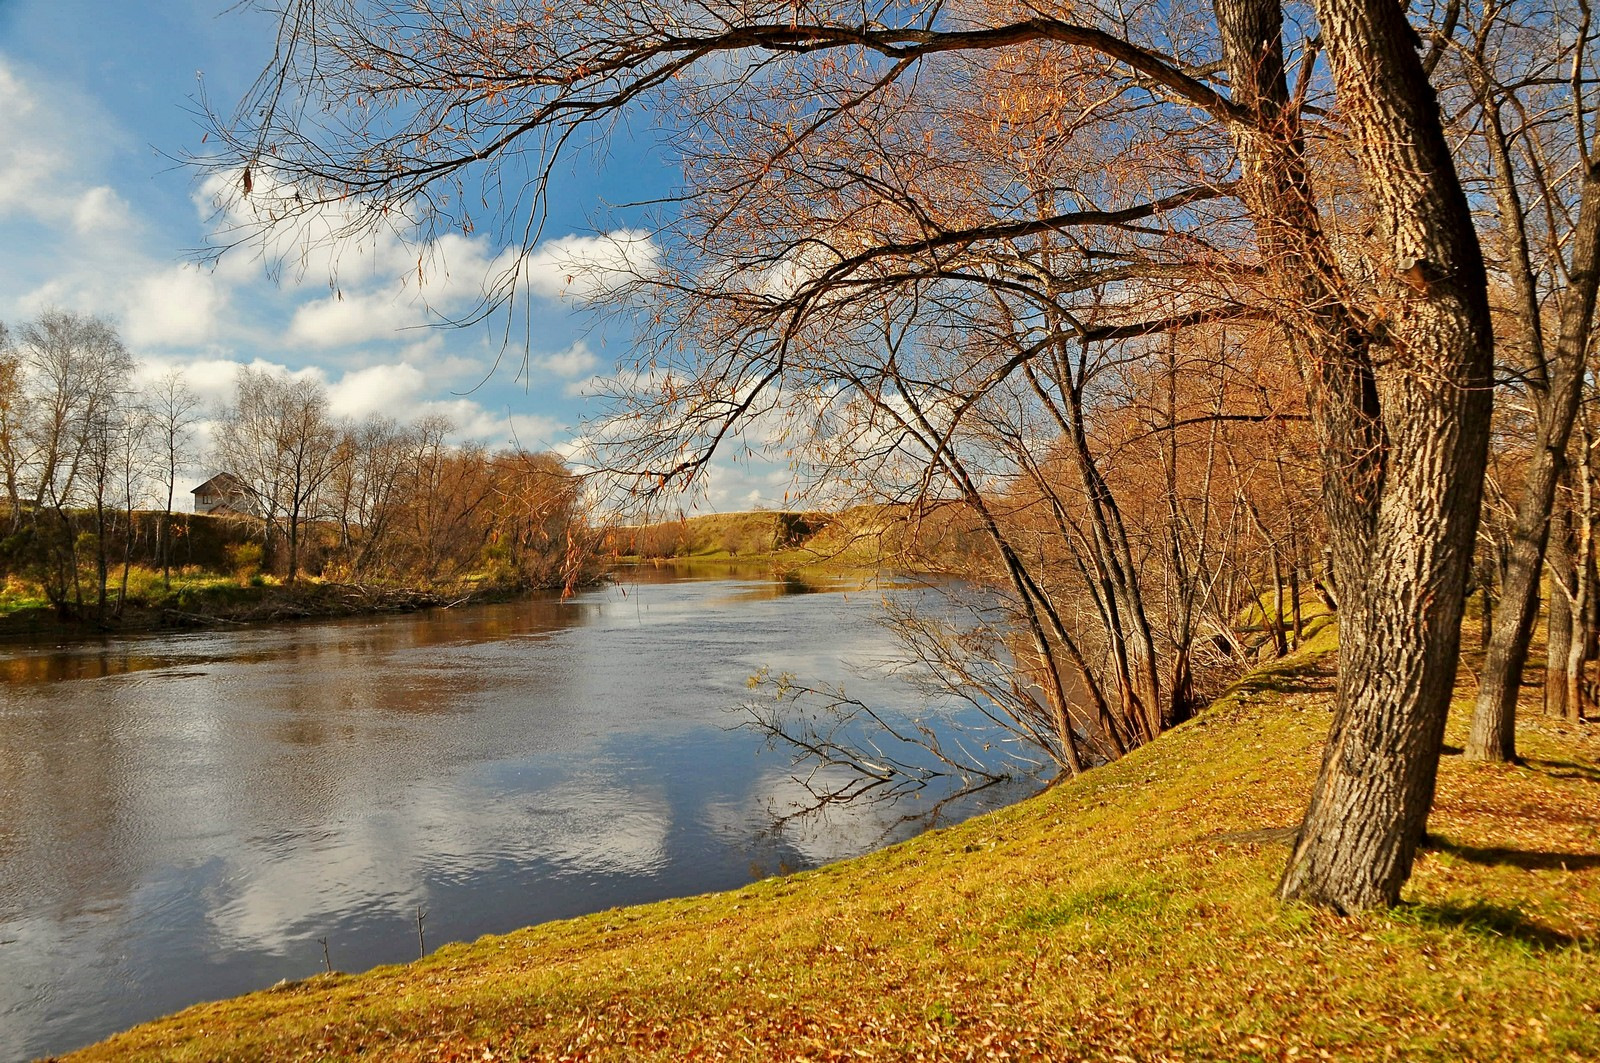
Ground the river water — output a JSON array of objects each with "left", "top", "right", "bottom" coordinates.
[{"left": 0, "top": 566, "right": 1035, "bottom": 1060}]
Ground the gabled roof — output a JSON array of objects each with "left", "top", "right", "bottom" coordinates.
[{"left": 192, "top": 472, "right": 249, "bottom": 496}]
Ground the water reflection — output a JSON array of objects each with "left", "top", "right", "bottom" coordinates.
[{"left": 0, "top": 572, "right": 1035, "bottom": 1061}]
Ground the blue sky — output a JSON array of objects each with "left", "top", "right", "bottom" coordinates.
[{"left": 0, "top": 1, "right": 788, "bottom": 509}]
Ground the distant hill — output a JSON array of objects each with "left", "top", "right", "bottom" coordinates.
[{"left": 603, "top": 504, "right": 993, "bottom": 571}]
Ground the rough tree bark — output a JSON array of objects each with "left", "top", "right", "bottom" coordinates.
[
  {"left": 1546, "top": 498, "right": 1574, "bottom": 720},
  {"left": 1216, "top": 0, "right": 1494, "bottom": 909}
]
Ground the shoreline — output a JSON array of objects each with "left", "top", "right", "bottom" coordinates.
[
  {"left": 0, "top": 580, "right": 563, "bottom": 645},
  {"left": 59, "top": 627, "right": 1600, "bottom": 1062}
]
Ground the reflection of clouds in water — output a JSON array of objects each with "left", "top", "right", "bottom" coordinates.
[
  {"left": 704, "top": 767, "right": 905, "bottom": 867},
  {"left": 2, "top": 578, "right": 989, "bottom": 1059},
  {"left": 205, "top": 815, "right": 423, "bottom": 955},
  {"left": 0, "top": 914, "right": 79, "bottom": 1056},
  {"left": 202, "top": 774, "right": 672, "bottom": 955},
  {"left": 407, "top": 772, "right": 673, "bottom": 882},
  {"left": 528, "top": 781, "right": 671, "bottom": 878}
]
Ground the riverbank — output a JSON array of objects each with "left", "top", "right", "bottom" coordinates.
[
  {"left": 62, "top": 626, "right": 1600, "bottom": 1061},
  {"left": 605, "top": 504, "right": 983, "bottom": 575},
  {"left": 0, "top": 578, "right": 537, "bottom": 643}
]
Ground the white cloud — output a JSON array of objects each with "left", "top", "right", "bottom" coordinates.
[
  {"left": 0, "top": 63, "right": 78, "bottom": 222},
  {"left": 124, "top": 265, "right": 225, "bottom": 348},
  {"left": 534, "top": 340, "right": 599, "bottom": 379},
  {"left": 698, "top": 459, "right": 795, "bottom": 511},
  {"left": 71, "top": 185, "right": 132, "bottom": 237},
  {"left": 0, "top": 60, "right": 616, "bottom": 469},
  {"left": 327, "top": 362, "right": 428, "bottom": 419},
  {"left": 519, "top": 230, "right": 660, "bottom": 301},
  {"left": 287, "top": 289, "right": 415, "bottom": 348}
]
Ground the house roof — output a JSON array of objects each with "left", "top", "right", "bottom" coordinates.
[{"left": 192, "top": 472, "right": 248, "bottom": 496}]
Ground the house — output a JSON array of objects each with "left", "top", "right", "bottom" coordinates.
[{"left": 191, "top": 472, "right": 255, "bottom": 516}]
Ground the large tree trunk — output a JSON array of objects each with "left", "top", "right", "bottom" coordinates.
[
  {"left": 1216, "top": 0, "right": 1493, "bottom": 910},
  {"left": 1277, "top": 0, "right": 1493, "bottom": 912},
  {"left": 1468, "top": 170, "right": 1600, "bottom": 762}
]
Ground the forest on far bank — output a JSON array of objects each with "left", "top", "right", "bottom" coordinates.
[{"left": 0, "top": 310, "right": 595, "bottom": 626}]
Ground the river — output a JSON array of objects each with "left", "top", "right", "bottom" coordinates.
[{"left": 0, "top": 565, "right": 1037, "bottom": 1060}]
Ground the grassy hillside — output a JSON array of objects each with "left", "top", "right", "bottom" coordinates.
[
  {"left": 64, "top": 631, "right": 1600, "bottom": 1061},
  {"left": 606, "top": 504, "right": 991, "bottom": 571}
]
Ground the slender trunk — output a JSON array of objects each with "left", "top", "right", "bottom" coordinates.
[
  {"left": 1566, "top": 582, "right": 1589, "bottom": 724},
  {"left": 1239, "top": 472, "right": 1289, "bottom": 658},
  {"left": 162, "top": 471, "right": 175, "bottom": 590},
  {"left": 1271, "top": 550, "right": 1288, "bottom": 656},
  {"left": 1063, "top": 374, "right": 1162, "bottom": 738},
  {"left": 1289, "top": 565, "right": 1303, "bottom": 648},
  {"left": 287, "top": 490, "right": 302, "bottom": 584},
  {"left": 64, "top": 507, "right": 83, "bottom": 613},
  {"left": 1569, "top": 434, "right": 1598, "bottom": 721},
  {"left": 1573, "top": 543, "right": 1599, "bottom": 722},
  {"left": 1479, "top": 579, "right": 1492, "bottom": 653},
  {"left": 1022, "top": 351, "right": 1159, "bottom": 745},
  {"left": 1547, "top": 499, "right": 1575, "bottom": 719},
  {"left": 889, "top": 374, "right": 1092, "bottom": 774},
  {"left": 1468, "top": 170, "right": 1600, "bottom": 760},
  {"left": 94, "top": 496, "right": 108, "bottom": 626},
  {"left": 118, "top": 509, "right": 133, "bottom": 619},
  {"left": 1547, "top": 589, "right": 1573, "bottom": 720}
]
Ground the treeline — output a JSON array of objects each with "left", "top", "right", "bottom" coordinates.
[
  {"left": 210, "top": 366, "right": 591, "bottom": 588},
  {"left": 0, "top": 310, "right": 592, "bottom": 622}
]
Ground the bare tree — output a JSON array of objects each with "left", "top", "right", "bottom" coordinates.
[
  {"left": 203, "top": 0, "right": 1491, "bottom": 911},
  {"left": 0, "top": 322, "right": 24, "bottom": 530},
  {"left": 328, "top": 415, "right": 416, "bottom": 579},
  {"left": 1447, "top": 1, "right": 1600, "bottom": 762},
  {"left": 213, "top": 368, "right": 343, "bottom": 583},
  {"left": 148, "top": 369, "right": 202, "bottom": 589},
  {"left": 13, "top": 311, "right": 134, "bottom": 610}
]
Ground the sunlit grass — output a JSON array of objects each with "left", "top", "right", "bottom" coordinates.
[{"left": 67, "top": 628, "right": 1600, "bottom": 1061}]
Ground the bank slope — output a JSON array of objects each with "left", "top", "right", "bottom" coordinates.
[{"left": 64, "top": 641, "right": 1600, "bottom": 1062}]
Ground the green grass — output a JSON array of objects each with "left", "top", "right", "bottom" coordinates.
[
  {"left": 65, "top": 629, "right": 1600, "bottom": 1061},
  {"left": 0, "top": 579, "right": 50, "bottom": 614},
  {"left": 607, "top": 505, "right": 946, "bottom": 573},
  {"left": 0, "top": 566, "right": 248, "bottom": 615}
]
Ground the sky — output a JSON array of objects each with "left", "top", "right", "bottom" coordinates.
[{"left": 0, "top": 0, "right": 790, "bottom": 510}]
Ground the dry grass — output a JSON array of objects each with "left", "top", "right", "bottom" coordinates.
[{"left": 63, "top": 627, "right": 1600, "bottom": 1062}]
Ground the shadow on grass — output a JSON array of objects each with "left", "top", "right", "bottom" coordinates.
[
  {"left": 1398, "top": 900, "right": 1591, "bottom": 952},
  {"left": 1523, "top": 757, "right": 1600, "bottom": 784},
  {"left": 1424, "top": 836, "right": 1600, "bottom": 872},
  {"left": 1210, "top": 826, "right": 1298, "bottom": 847},
  {"left": 1227, "top": 657, "right": 1338, "bottom": 698}
]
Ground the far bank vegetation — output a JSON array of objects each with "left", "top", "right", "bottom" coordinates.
[{"left": 0, "top": 312, "right": 595, "bottom": 629}]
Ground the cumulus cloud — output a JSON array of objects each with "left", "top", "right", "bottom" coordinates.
[
  {"left": 520, "top": 230, "right": 659, "bottom": 301},
  {"left": 534, "top": 340, "right": 600, "bottom": 379},
  {"left": 287, "top": 289, "right": 415, "bottom": 348},
  {"left": 0, "top": 63, "right": 82, "bottom": 223},
  {"left": 0, "top": 60, "right": 620, "bottom": 473},
  {"left": 124, "top": 265, "right": 225, "bottom": 348},
  {"left": 70, "top": 185, "right": 133, "bottom": 237},
  {"left": 326, "top": 362, "right": 428, "bottom": 419},
  {"left": 202, "top": 166, "right": 654, "bottom": 321}
]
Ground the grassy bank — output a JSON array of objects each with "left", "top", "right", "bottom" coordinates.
[
  {"left": 63, "top": 629, "right": 1599, "bottom": 1061},
  {"left": 606, "top": 505, "right": 989, "bottom": 573},
  {"left": 0, "top": 569, "right": 528, "bottom": 642}
]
